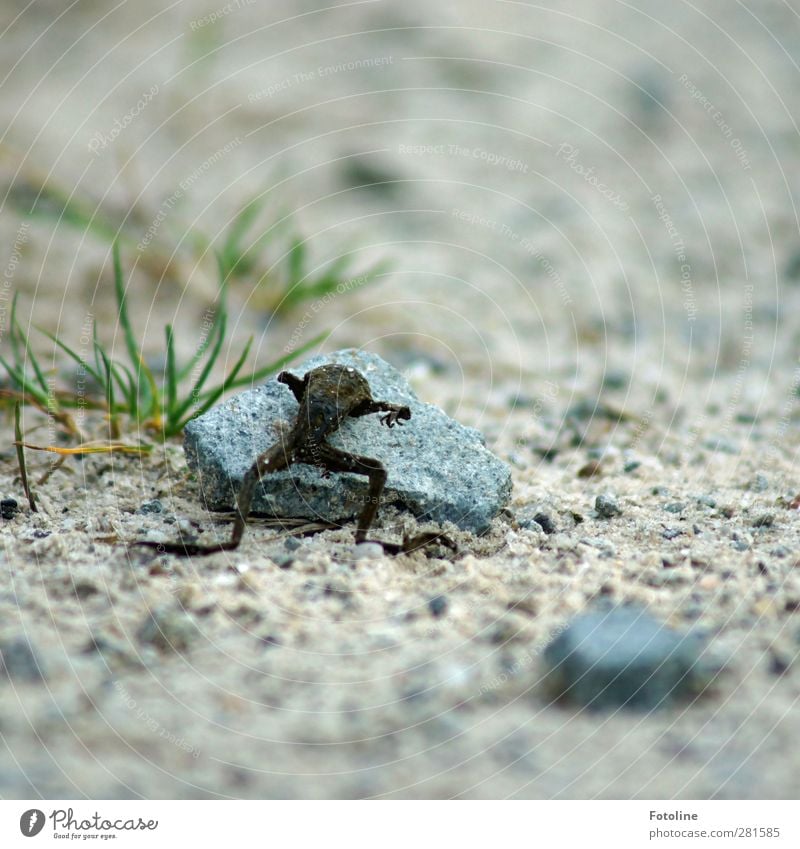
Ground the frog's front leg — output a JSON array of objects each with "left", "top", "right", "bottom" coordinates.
[{"left": 349, "top": 398, "right": 411, "bottom": 428}]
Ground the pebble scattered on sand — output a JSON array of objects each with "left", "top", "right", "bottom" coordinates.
[
  {"left": 543, "top": 606, "right": 715, "bottom": 711},
  {"left": 0, "top": 637, "right": 45, "bottom": 682},
  {"left": 595, "top": 493, "right": 622, "bottom": 518}
]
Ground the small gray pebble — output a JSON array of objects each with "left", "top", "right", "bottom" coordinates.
[
  {"left": 623, "top": 460, "right": 641, "bottom": 473},
  {"left": 662, "top": 527, "right": 683, "bottom": 540},
  {"left": 428, "top": 595, "right": 448, "bottom": 617},
  {"left": 272, "top": 553, "right": 294, "bottom": 570},
  {"left": 664, "top": 502, "right": 686, "bottom": 514},
  {"left": 697, "top": 495, "right": 717, "bottom": 508},
  {"left": 139, "top": 499, "right": 163, "bottom": 515},
  {"left": 595, "top": 493, "right": 622, "bottom": 518},
  {"left": 543, "top": 605, "right": 711, "bottom": 710},
  {"left": 0, "top": 637, "right": 45, "bottom": 682},
  {"left": 703, "top": 436, "right": 739, "bottom": 455}
]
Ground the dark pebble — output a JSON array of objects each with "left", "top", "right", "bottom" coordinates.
[
  {"left": 662, "top": 528, "right": 683, "bottom": 540},
  {"left": 0, "top": 498, "right": 18, "bottom": 520},
  {"left": 428, "top": 596, "right": 448, "bottom": 617},
  {"left": 139, "top": 499, "right": 163, "bottom": 515},
  {"left": 578, "top": 461, "right": 603, "bottom": 479},
  {"left": 623, "top": 461, "right": 641, "bottom": 473},
  {"left": 752, "top": 513, "right": 774, "bottom": 529},
  {"left": 665, "top": 502, "right": 686, "bottom": 514},
  {"left": 533, "top": 512, "right": 557, "bottom": 535}
]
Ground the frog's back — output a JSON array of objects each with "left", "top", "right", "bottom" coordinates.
[{"left": 294, "top": 364, "right": 372, "bottom": 446}]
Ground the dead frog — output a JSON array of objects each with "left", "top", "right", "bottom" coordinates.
[{"left": 138, "top": 363, "right": 456, "bottom": 556}]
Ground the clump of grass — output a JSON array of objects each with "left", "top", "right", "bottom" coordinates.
[
  {"left": 215, "top": 190, "right": 390, "bottom": 314},
  {"left": 8, "top": 169, "right": 388, "bottom": 318},
  {"left": 3, "top": 168, "right": 392, "bottom": 442},
  {"left": 2, "top": 242, "right": 326, "bottom": 440}
]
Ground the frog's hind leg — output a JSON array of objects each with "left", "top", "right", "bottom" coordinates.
[
  {"left": 315, "top": 444, "right": 387, "bottom": 542},
  {"left": 134, "top": 440, "right": 292, "bottom": 556},
  {"left": 315, "top": 444, "right": 456, "bottom": 555}
]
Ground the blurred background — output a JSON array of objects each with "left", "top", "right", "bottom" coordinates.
[{"left": 3, "top": 1, "right": 798, "bottom": 406}]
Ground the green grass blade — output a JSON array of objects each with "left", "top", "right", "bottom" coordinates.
[
  {"left": 37, "top": 327, "right": 104, "bottom": 385},
  {"left": 171, "top": 336, "right": 253, "bottom": 434},
  {"left": 8, "top": 292, "right": 23, "bottom": 364},
  {"left": 165, "top": 324, "right": 177, "bottom": 418},
  {"left": 0, "top": 353, "right": 51, "bottom": 408},
  {"left": 113, "top": 241, "right": 141, "bottom": 370},
  {"left": 221, "top": 193, "right": 269, "bottom": 276},
  {"left": 14, "top": 401, "right": 37, "bottom": 512},
  {"left": 210, "top": 330, "right": 328, "bottom": 395},
  {"left": 10, "top": 294, "right": 52, "bottom": 400},
  {"left": 175, "top": 300, "right": 224, "bottom": 382},
  {"left": 287, "top": 235, "right": 307, "bottom": 284}
]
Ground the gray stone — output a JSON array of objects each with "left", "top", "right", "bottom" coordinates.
[
  {"left": 184, "top": 349, "right": 512, "bottom": 534},
  {"left": 595, "top": 493, "right": 622, "bottom": 518},
  {"left": 0, "top": 637, "right": 46, "bottom": 682},
  {"left": 543, "top": 605, "right": 710, "bottom": 710}
]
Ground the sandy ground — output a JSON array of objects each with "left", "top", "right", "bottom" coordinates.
[{"left": 1, "top": 0, "right": 800, "bottom": 798}]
